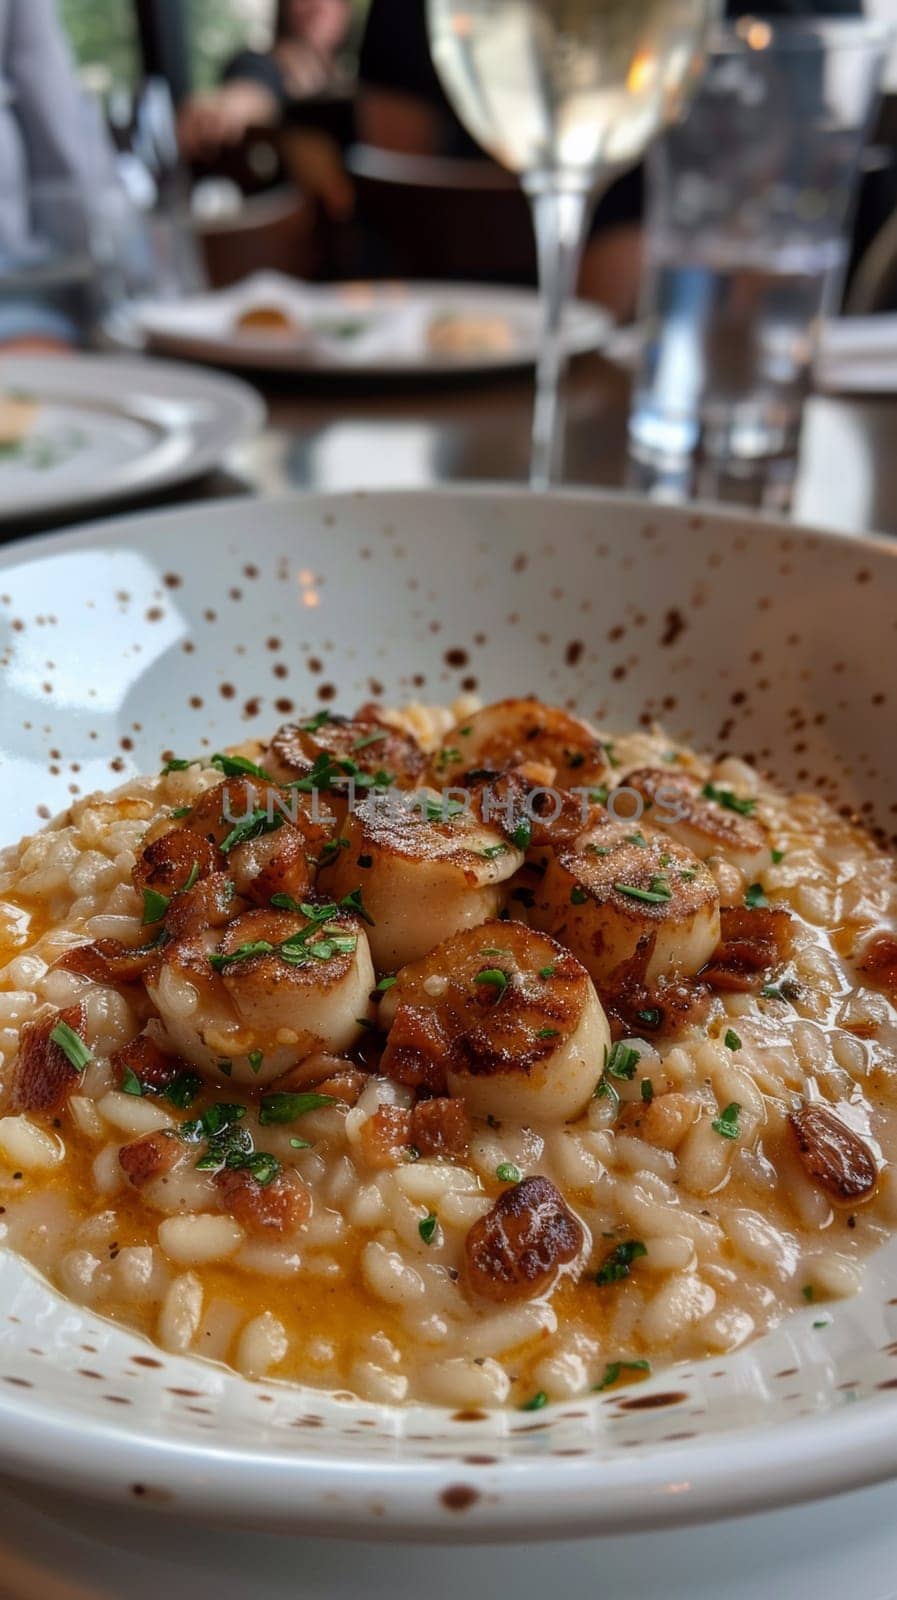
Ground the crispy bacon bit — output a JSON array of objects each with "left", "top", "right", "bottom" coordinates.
[
  {"left": 111, "top": 1034, "right": 182, "bottom": 1094},
  {"left": 465, "top": 1174, "right": 583, "bottom": 1303},
  {"left": 701, "top": 904, "right": 793, "bottom": 993},
  {"left": 11, "top": 1003, "right": 88, "bottom": 1114},
  {"left": 605, "top": 975, "right": 712, "bottom": 1040},
  {"left": 229, "top": 825, "right": 312, "bottom": 908},
  {"left": 380, "top": 1004, "right": 449, "bottom": 1094},
  {"left": 216, "top": 1166, "right": 312, "bottom": 1235},
  {"left": 119, "top": 1130, "right": 182, "bottom": 1189},
  {"left": 788, "top": 1103, "right": 878, "bottom": 1206},
  {"left": 469, "top": 766, "right": 606, "bottom": 849},
  {"left": 132, "top": 829, "right": 217, "bottom": 896},
  {"left": 54, "top": 937, "right": 160, "bottom": 985},
  {"left": 273, "top": 1056, "right": 368, "bottom": 1105},
  {"left": 357, "top": 1104, "right": 412, "bottom": 1169},
  {"left": 164, "top": 871, "right": 240, "bottom": 940},
  {"left": 409, "top": 1097, "right": 472, "bottom": 1159},
  {"left": 859, "top": 934, "right": 897, "bottom": 1000}
]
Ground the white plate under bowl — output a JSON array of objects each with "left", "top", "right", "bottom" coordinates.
[
  {"left": 1, "top": 487, "right": 897, "bottom": 1541},
  {"left": 0, "top": 353, "right": 264, "bottom": 524},
  {"left": 132, "top": 273, "right": 611, "bottom": 377}
]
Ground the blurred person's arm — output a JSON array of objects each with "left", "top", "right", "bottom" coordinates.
[{"left": 5, "top": 0, "right": 115, "bottom": 185}]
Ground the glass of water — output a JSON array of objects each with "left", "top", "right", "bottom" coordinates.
[
  {"left": 426, "top": 0, "right": 719, "bottom": 488},
  {"left": 628, "top": 18, "right": 890, "bottom": 496}
]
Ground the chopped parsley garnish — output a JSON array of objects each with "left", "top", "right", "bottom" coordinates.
[
  {"left": 536, "top": 1027, "right": 559, "bottom": 1039},
  {"left": 495, "top": 1162, "right": 522, "bottom": 1184},
  {"left": 475, "top": 968, "right": 508, "bottom": 993},
  {"left": 701, "top": 782, "right": 757, "bottom": 817},
  {"left": 289, "top": 1136, "right": 312, "bottom": 1150},
  {"left": 480, "top": 843, "right": 509, "bottom": 860},
  {"left": 418, "top": 1212, "right": 438, "bottom": 1244},
  {"left": 211, "top": 893, "right": 370, "bottom": 971},
  {"left": 744, "top": 882, "right": 769, "bottom": 910},
  {"left": 519, "top": 1390, "right": 548, "bottom": 1411},
  {"left": 161, "top": 757, "right": 195, "bottom": 774},
  {"left": 538, "top": 964, "right": 556, "bottom": 980},
  {"left": 637, "top": 1007, "right": 661, "bottom": 1028},
  {"left": 220, "top": 808, "right": 284, "bottom": 855},
  {"left": 588, "top": 785, "right": 609, "bottom": 807},
  {"left": 604, "top": 742, "right": 620, "bottom": 769},
  {"left": 258, "top": 1091, "right": 335, "bottom": 1126},
  {"left": 181, "top": 862, "right": 200, "bottom": 894},
  {"left": 300, "top": 710, "right": 333, "bottom": 732},
  {"left": 170, "top": 805, "right": 192, "bottom": 819},
  {"left": 248, "top": 1050, "right": 264, "bottom": 1075},
  {"left": 239, "top": 1150, "right": 282, "bottom": 1187},
  {"left": 141, "top": 887, "right": 170, "bottom": 925},
  {"left": 771, "top": 848, "right": 785, "bottom": 864},
  {"left": 724, "top": 1029, "right": 742, "bottom": 1052},
  {"left": 761, "top": 978, "right": 798, "bottom": 1001},
  {"left": 164, "top": 1070, "right": 203, "bottom": 1110},
  {"left": 595, "top": 1240, "right": 647, "bottom": 1285},
  {"left": 813, "top": 1318, "right": 829, "bottom": 1329},
  {"left": 640, "top": 1078, "right": 654, "bottom": 1103},
  {"left": 595, "top": 1076, "right": 620, "bottom": 1113},
  {"left": 50, "top": 1021, "right": 92, "bottom": 1073},
  {"left": 570, "top": 885, "right": 588, "bottom": 905},
  {"left": 435, "top": 746, "right": 461, "bottom": 770},
  {"left": 210, "top": 752, "right": 273, "bottom": 781},
  {"left": 614, "top": 877, "right": 672, "bottom": 904},
  {"left": 802, "top": 1284, "right": 815, "bottom": 1303},
  {"left": 376, "top": 975, "right": 397, "bottom": 992},
  {"left": 712, "top": 1101, "right": 741, "bottom": 1140},
  {"left": 607, "top": 1042, "right": 639, "bottom": 1081},
  {"left": 316, "top": 837, "right": 350, "bottom": 864},
  {"left": 290, "top": 750, "right": 393, "bottom": 796},
  {"left": 511, "top": 818, "right": 532, "bottom": 850},
  {"left": 593, "top": 1359, "right": 651, "bottom": 1391},
  {"left": 625, "top": 831, "right": 647, "bottom": 848},
  {"left": 120, "top": 1065, "right": 143, "bottom": 1096},
  {"left": 351, "top": 730, "right": 389, "bottom": 752},
  {"left": 182, "top": 1102, "right": 246, "bottom": 1141}
]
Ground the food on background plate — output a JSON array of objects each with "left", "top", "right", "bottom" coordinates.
[
  {"left": 0, "top": 393, "right": 39, "bottom": 448},
  {"left": 234, "top": 305, "right": 303, "bottom": 337},
  {"left": 1, "top": 694, "right": 895, "bottom": 1409},
  {"left": 426, "top": 311, "right": 515, "bottom": 357}
]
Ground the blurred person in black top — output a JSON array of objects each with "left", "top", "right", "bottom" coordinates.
[
  {"left": 357, "top": 0, "right": 865, "bottom": 316},
  {"left": 178, "top": 0, "right": 353, "bottom": 164}
]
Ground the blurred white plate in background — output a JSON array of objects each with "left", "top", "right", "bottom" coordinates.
[
  {"left": 0, "top": 353, "right": 264, "bottom": 524},
  {"left": 131, "top": 272, "right": 612, "bottom": 377}
]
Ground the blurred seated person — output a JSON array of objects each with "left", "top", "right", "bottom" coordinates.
[
  {"left": 178, "top": 0, "right": 352, "bottom": 164},
  {"left": 0, "top": 0, "right": 117, "bottom": 349},
  {"left": 357, "top": 0, "right": 865, "bottom": 320}
]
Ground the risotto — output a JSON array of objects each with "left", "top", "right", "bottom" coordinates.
[{"left": 1, "top": 695, "right": 896, "bottom": 1410}]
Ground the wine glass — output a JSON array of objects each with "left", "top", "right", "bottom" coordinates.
[{"left": 426, "top": 0, "right": 719, "bottom": 488}]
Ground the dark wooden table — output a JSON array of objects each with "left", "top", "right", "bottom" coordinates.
[
  {"left": 210, "top": 352, "right": 897, "bottom": 540},
  {"left": 12, "top": 351, "right": 896, "bottom": 537}
]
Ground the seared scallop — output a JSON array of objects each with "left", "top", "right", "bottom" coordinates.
[
  {"left": 319, "top": 794, "right": 523, "bottom": 970},
  {"left": 146, "top": 905, "right": 375, "bottom": 1085},
  {"left": 528, "top": 823, "right": 720, "bottom": 989},
  {"left": 265, "top": 711, "right": 426, "bottom": 800},
  {"left": 379, "top": 921, "right": 610, "bottom": 1123},
  {"left": 622, "top": 767, "right": 768, "bottom": 875},
  {"left": 431, "top": 698, "right": 608, "bottom": 789}
]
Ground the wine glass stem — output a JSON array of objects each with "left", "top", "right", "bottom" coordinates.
[{"left": 526, "top": 183, "right": 592, "bottom": 491}]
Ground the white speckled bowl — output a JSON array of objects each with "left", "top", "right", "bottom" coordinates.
[{"left": 1, "top": 487, "right": 897, "bottom": 1540}]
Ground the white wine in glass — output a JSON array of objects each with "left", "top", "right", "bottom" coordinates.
[{"left": 426, "top": 0, "right": 718, "bottom": 487}]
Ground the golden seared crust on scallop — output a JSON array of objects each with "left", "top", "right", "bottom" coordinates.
[
  {"left": 145, "top": 905, "right": 375, "bottom": 1086},
  {"left": 529, "top": 823, "right": 720, "bottom": 990},
  {"left": 320, "top": 797, "right": 523, "bottom": 970},
  {"left": 266, "top": 712, "right": 426, "bottom": 791},
  {"left": 379, "top": 920, "right": 610, "bottom": 1123},
  {"left": 622, "top": 766, "right": 768, "bottom": 873},
  {"left": 432, "top": 697, "right": 608, "bottom": 789},
  {"left": 183, "top": 775, "right": 334, "bottom": 855}
]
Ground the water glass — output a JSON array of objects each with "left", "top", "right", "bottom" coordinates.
[{"left": 628, "top": 19, "right": 889, "bottom": 484}]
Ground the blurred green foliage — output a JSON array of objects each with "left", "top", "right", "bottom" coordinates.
[{"left": 59, "top": 0, "right": 370, "bottom": 92}]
